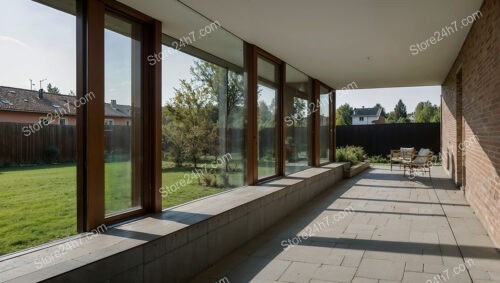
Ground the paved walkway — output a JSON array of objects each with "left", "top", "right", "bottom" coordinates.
[{"left": 189, "top": 165, "right": 500, "bottom": 283}]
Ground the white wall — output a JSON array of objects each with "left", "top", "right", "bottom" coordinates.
[{"left": 352, "top": 116, "right": 378, "bottom": 125}]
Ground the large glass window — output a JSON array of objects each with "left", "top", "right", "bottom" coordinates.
[
  {"left": 257, "top": 57, "right": 280, "bottom": 179},
  {"left": 0, "top": 0, "right": 77, "bottom": 255},
  {"left": 319, "top": 85, "right": 332, "bottom": 164},
  {"left": 161, "top": 39, "right": 245, "bottom": 209},
  {"left": 284, "top": 65, "right": 312, "bottom": 174},
  {"left": 104, "top": 12, "right": 143, "bottom": 215}
]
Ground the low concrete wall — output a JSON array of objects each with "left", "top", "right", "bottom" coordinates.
[
  {"left": 38, "top": 163, "right": 346, "bottom": 283},
  {"left": 344, "top": 161, "right": 371, "bottom": 178}
]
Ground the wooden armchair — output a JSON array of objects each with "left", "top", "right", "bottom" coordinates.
[
  {"left": 389, "top": 147, "right": 414, "bottom": 171},
  {"left": 403, "top": 149, "right": 434, "bottom": 180}
]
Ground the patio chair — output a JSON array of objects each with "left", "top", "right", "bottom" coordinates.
[
  {"left": 389, "top": 147, "right": 414, "bottom": 171},
  {"left": 403, "top": 148, "right": 434, "bottom": 180}
]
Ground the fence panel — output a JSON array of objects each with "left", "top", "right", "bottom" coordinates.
[
  {"left": 0, "top": 122, "right": 132, "bottom": 167},
  {"left": 336, "top": 123, "right": 440, "bottom": 156}
]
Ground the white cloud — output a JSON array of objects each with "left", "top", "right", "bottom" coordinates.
[{"left": 0, "top": 35, "right": 29, "bottom": 48}]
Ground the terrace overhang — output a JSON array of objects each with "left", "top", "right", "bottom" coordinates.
[{"left": 118, "top": 0, "right": 483, "bottom": 89}]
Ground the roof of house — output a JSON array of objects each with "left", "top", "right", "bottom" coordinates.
[
  {"left": 353, "top": 107, "right": 383, "bottom": 117},
  {"left": 0, "top": 86, "right": 131, "bottom": 118}
]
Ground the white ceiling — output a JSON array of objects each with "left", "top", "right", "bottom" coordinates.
[
  {"left": 119, "top": 0, "right": 245, "bottom": 68},
  {"left": 119, "top": 0, "right": 483, "bottom": 89}
]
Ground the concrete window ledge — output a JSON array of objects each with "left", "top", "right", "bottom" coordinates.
[{"left": 0, "top": 163, "right": 348, "bottom": 283}]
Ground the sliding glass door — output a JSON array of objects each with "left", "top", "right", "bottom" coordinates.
[
  {"left": 256, "top": 56, "right": 280, "bottom": 180},
  {"left": 104, "top": 11, "right": 144, "bottom": 216}
]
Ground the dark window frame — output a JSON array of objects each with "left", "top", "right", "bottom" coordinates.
[
  {"left": 312, "top": 80, "right": 335, "bottom": 166},
  {"left": 76, "top": 0, "right": 162, "bottom": 231},
  {"left": 246, "top": 45, "right": 285, "bottom": 184}
]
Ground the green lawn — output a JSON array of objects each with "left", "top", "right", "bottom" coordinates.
[
  {"left": 0, "top": 164, "right": 77, "bottom": 255},
  {"left": 0, "top": 160, "right": 244, "bottom": 255}
]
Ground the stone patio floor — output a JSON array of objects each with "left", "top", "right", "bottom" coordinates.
[{"left": 189, "top": 165, "right": 500, "bottom": 283}]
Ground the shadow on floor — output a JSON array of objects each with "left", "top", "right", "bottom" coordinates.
[{"left": 191, "top": 165, "right": 499, "bottom": 282}]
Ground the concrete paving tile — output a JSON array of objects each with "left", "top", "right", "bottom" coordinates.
[
  {"left": 402, "top": 271, "right": 439, "bottom": 283},
  {"left": 341, "top": 255, "right": 364, "bottom": 267},
  {"left": 250, "top": 279, "right": 281, "bottom": 283},
  {"left": 351, "top": 277, "right": 378, "bottom": 283},
  {"left": 405, "top": 262, "right": 423, "bottom": 272},
  {"left": 323, "top": 254, "right": 344, "bottom": 266},
  {"left": 312, "top": 265, "right": 356, "bottom": 282},
  {"left": 469, "top": 270, "right": 491, "bottom": 280},
  {"left": 253, "top": 259, "right": 292, "bottom": 281},
  {"left": 489, "top": 271, "right": 500, "bottom": 280},
  {"left": 356, "top": 258, "right": 405, "bottom": 281},
  {"left": 278, "top": 245, "right": 332, "bottom": 264},
  {"left": 410, "top": 232, "right": 439, "bottom": 244},
  {"left": 186, "top": 166, "right": 500, "bottom": 283},
  {"left": 278, "top": 262, "right": 320, "bottom": 283}
]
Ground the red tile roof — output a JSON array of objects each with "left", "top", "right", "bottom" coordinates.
[{"left": 0, "top": 86, "right": 131, "bottom": 117}]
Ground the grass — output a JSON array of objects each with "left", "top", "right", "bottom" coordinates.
[
  {"left": 0, "top": 159, "right": 245, "bottom": 255},
  {"left": 0, "top": 164, "right": 77, "bottom": 255}
]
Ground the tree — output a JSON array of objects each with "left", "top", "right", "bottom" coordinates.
[
  {"left": 431, "top": 105, "right": 441, "bottom": 122},
  {"left": 46, "top": 83, "right": 60, "bottom": 94},
  {"left": 190, "top": 60, "right": 245, "bottom": 170},
  {"left": 386, "top": 99, "right": 409, "bottom": 123},
  {"left": 386, "top": 111, "right": 397, "bottom": 123},
  {"left": 162, "top": 59, "right": 246, "bottom": 170},
  {"left": 394, "top": 99, "right": 408, "bottom": 121},
  {"left": 164, "top": 79, "right": 215, "bottom": 167},
  {"left": 414, "top": 101, "right": 440, "bottom": 123},
  {"left": 336, "top": 103, "right": 353, "bottom": 125}
]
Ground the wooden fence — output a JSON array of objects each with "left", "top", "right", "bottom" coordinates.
[
  {"left": 336, "top": 123, "right": 440, "bottom": 156},
  {"left": 0, "top": 122, "right": 77, "bottom": 166},
  {"left": 0, "top": 122, "right": 440, "bottom": 166},
  {"left": 0, "top": 123, "right": 131, "bottom": 167}
]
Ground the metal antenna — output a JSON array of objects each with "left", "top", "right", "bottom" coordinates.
[{"left": 39, "top": 79, "right": 47, "bottom": 90}]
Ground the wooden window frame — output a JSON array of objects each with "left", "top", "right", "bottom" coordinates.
[
  {"left": 312, "top": 79, "right": 336, "bottom": 166},
  {"left": 76, "top": 0, "right": 162, "bottom": 231},
  {"left": 283, "top": 65, "right": 314, "bottom": 176},
  {"left": 74, "top": 0, "right": 336, "bottom": 232},
  {"left": 246, "top": 44, "right": 286, "bottom": 185}
]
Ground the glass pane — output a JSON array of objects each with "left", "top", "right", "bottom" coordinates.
[
  {"left": 104, "top": 12, "right": 143, "bottom": 215},
  {"left": 257, "top": 57, "right": 279, "bottom": 179},
  {"left": 0, "top": 0, "right": 77, "bottom": 255},
  {"left": 319, "top": 86, "right": 331, "bottom": 164},
  {"left": 161, "top": 45, "right": 246, "bottom": 209},
  {"left": 285, "top": 65, "right": 312, "bottom": 174}
]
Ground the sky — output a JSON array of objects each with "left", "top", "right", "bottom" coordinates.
[
  {"left": 0, "top": 0, "right": 138, "bottom": 106},
  {"left": 0, "top": 1, "right": 76, "bottom": 95},
  {"left": 0, "top": 0, "right": 442, "bottom": 111}
]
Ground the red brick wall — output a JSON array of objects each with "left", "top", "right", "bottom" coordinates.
[
  {"left": 441, "top": 0, "right": 500, "bottom": 246},
  {"left": 0, "top": 111, "right": 76, "bottom": 125},
  {"left": 373, "top": 115, "right": 386, "bottom": 124}
]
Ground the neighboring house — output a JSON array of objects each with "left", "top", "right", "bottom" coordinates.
[
  {"left": 352, "top": 106, "right": 385, "bottom": 125},
  {"left": 408, "top": 112, "right": 415, "bottom": 122},
  {"left": 0, "top": 86, "right": 131, "bottom": 125}
]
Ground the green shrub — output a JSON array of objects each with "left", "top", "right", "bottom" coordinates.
[
  {"left": 348, "top": 146, "right": 365, "bottom": 162},
  {"left": 336, "top": 146, "right": 365, "bottom": 165},
  {"left": 369, "top": 155, "right": 389, "bottom": 164},
  {"left": 45, "top": 145, "right": 60, "bottom": 163}
]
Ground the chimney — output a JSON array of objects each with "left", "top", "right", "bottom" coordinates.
[
  {"left": 38, "top": 89, "right": 44, "bottom": 99},
  {"left": 111, "top": 100, "right": 117, "bottom": 109}
]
